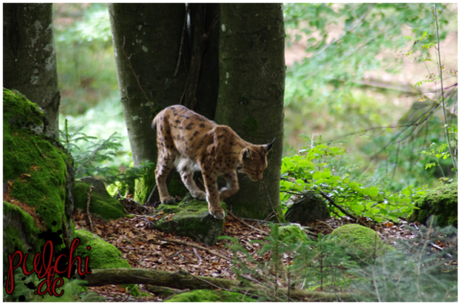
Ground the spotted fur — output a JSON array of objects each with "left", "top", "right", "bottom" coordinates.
[{"left": 152, "top": 105, "right": 274, "bottom": 219}]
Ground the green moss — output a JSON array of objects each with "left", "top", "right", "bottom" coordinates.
[
  {"left": 409, "top": 183, "right": 457, "bottom": 227},
  {"left": 75, "top": 229, "right": 130, "bottom": 270},
  {"left": 3, "top": 88, "right": 69, "bottom": 259},
  {"left": 165, "top": 289, "right": 256, "bottom": 302},
  {"left": 153, "top": 198, "right": 226, "bottom": 245},
  {"left": 3, "top": 201, "right": 41, "bottom": 271},
  {"left": 3, "top": 88, "right": 45, "bottom": 134},
  {"left": 74, "top": 182, "right": 125, "bottom": 221},
  {"left": 133, "top": 164, "right": 156, "bottom": 203},
  {"left": 74, "top": 230, "right": 140, "bottom": 296},
  {"left": 330, "top": 224, "right": 392, "bottom": 264},
  {"left": 279, "top": 225, "right": 310, "bottom": 243},
  {"left": 134, "top": 168, "right": 187, "bottom": 204}
]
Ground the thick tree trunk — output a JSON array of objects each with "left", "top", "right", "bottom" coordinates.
[
  {"left": 3, "top": 3, "right": 60, "bottom": 139},
  {"left": 108, "top": 3, "right": 188, "bottom": 167},
  {"left": 215, "top": 4, "right": 285, "bottom": 219},
  {"left": 109, "top": 4, "right": 189, "bottom": 203},
  {"left": 85, "top": 268, "right": 356, "bottom": 301}
]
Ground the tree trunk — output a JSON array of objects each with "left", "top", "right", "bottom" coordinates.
[
  {"left": 109, "top": 4, "right": 190, "bottom": 203},
  {"left": 3, "top": 3, "right": 60, "bottom": 139},
  {"left": 85, "top": 268, "right": 356, "bottom": 301},
  {"left": 108, "top": 3, "right": 188, "bottom": 167},
  {"left": 215, "top": 4, "right": 285, "bottom": 219}
]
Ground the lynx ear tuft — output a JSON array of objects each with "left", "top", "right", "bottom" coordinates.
[{"left": 264, "top": 137, "right": 276, "bottom": 152}]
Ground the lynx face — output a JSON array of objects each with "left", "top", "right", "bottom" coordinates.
[
  {"left": 239, "top": 145, "right": 272, "bottom": 181},
  {"left": 152, "top": 105, "right": 274, "bottom": 220}
]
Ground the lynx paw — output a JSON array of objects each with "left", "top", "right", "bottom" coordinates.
[
  {"left": 161, "top": 196, "right": 176, "bottom": 205},
  {"left": 191, "top": 190, "right": 207, "bottom": 200},
  {"left": 209, "top": 208, "right": 226, "bottom": 220}
]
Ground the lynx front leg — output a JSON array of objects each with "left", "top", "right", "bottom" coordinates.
[
  {"left": 219, "top": 171, "right": 239, "bottom": 200},
  {"left": 180, "top": 170, "right": 206, "bottom": 200},
  {"left": 202, "top": 171, "right": 225, "bottom": 220}
]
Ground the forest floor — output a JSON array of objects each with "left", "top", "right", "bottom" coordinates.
[{"left": 71, "top": 197, "right": 425, "bottom": 302}]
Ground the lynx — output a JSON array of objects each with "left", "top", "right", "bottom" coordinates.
[{"left": 152, "top": 105, "right": 274, "bottom": 219}]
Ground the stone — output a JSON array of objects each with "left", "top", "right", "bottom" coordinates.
[
  {"left": 330, "top": 224, "right": 392, "bottom": 264},
  {"left": 150, "top": 195, "right": 226, "bottom": 246},
  {"left": 408, "top": 182, "right": 457, "bottom": 227},
  {"left": 74, "top": 178, "right": 126, "bottom": 221},
  {"left": 74, "top": 229, "right": 139, "bottom": 296},
  {"left": 278, "top": 224, "right": 310, "bottom": 243},
  {"left": 284, "top": 191, "right": 329, "bottom": 225},
  {"left": 3, "top": 88, "right": 73, "bottom": 270}
]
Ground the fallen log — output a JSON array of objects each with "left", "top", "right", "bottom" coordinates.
[{"left": 85, "top": 268, "right": 359, "bottom": 301}]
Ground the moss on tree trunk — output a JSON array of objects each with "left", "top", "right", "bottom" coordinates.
[{"left": 3, "top": 3, "right": 60, "bottom": 139}]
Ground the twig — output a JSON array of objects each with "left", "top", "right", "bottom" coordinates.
[
  {"left": 192, "top": 248, "right": 202, "bottom": 266},
  {"left": 434, "top": 4, "right": 457, "bottom": 170},
  {"left": 316, "top": 188, "right": 368, "bottom": 227},
  {"left": 32, "top": 139, "right": 47, "bottom": 159},
  {"left": 227, "top": 210, "right": 269, "bottom": 236},
  {"left": 86, "top": 185, "right": 94, "bottom": 232},
  {"left": 262, "top": 181, "right": 281, "bottom": 223},
  {"left": 158, "top": 238, "right": 232, "bottom": 262}
]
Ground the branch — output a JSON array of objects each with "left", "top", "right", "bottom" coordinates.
[
  {"left": 85, "top": 268, "right": 358, "bottom": 301},
  {"left": 86, "top": 185, "right": 94, "bottom": 232},
  {"left": 315, "top": 188, "right": 368, "bottom": 227},
  {"left": 434, "top": 4, "right": 457, "bottom": 170},
  {"left": 154, "top": 237, "right": 232, "bottom": 262}
]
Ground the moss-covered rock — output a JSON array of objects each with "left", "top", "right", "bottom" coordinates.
[
  {"left": 74, "top": 178, "right": 125, "bottom": 221},
  {"left": 151, "top": 196, "right": 226, "bottom": 246},
  {"left": 408, "top": 183, "right": 457, "bottom": 227},
  {"left": 165, "top": 289, "right": 256, "bottom": 302},
  {"left": 3, "top": 88, "right": 72, "bottom": 270},
  {"left": 3, "top": 201, "right": 42, "bottom": 269},
  {"left": 278, "top": 224, "right": 310, "bottom": 243},
  {"left": 74, "top": 230, "right": 139, "bottom": 296},
  {"left": 285, "top": 191, "right": 329, "bottom": 225},
  {"left": 330, "top": 224, "right": 392, "bottom": 264}
]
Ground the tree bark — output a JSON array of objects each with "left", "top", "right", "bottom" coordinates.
[
  {"left": 3, "top": 3, "right": 60, "bottom": 139},
  {"left": 108, "top": 3, "right": 188, "bottom": 167},
  {"left": 186, "top": 4, "right": 220, "bottom": 120},
  {"left": 215, "top": 4, "right": 285, "bottom": 219},
  {"left": 85, "top": 268, "right": 356, "bottom": 301}
]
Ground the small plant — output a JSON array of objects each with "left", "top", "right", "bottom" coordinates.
[{"left": 59, "top": 119, "right": 153, "bottom": 191}]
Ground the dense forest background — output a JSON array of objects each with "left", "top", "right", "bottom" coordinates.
[{"left": 54, "top": 3, "right": 457, "bottom": 203}]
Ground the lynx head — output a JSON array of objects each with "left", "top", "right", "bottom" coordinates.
[{"left": 238, "top": 138, "right": 275, "bottom": 181}]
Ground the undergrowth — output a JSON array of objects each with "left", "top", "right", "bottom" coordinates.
[
  {"left": 59, "top": 119, "right": 152, "bottom": 190},
  {"left": 223, "top": 221, "right": 457, "bottom": 302},
  {"left": 280, "top": 138, "right": 429, "bottom": 223}
]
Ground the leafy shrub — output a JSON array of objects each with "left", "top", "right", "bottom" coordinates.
[{"left": 280, "top": 139, "right": 428, "bottom": 222}]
